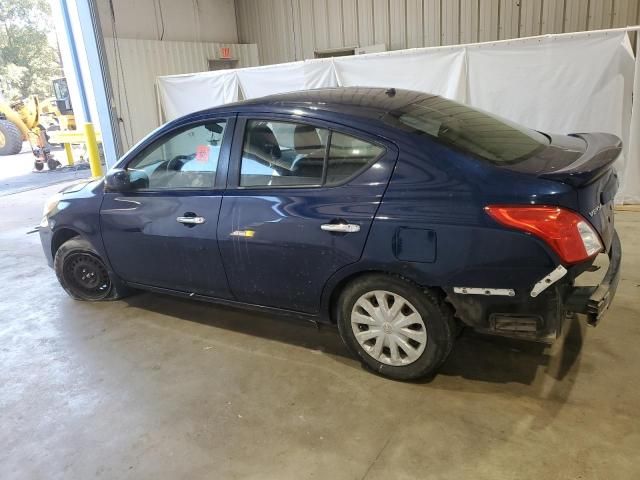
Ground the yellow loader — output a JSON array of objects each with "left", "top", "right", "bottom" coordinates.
[
  {"left": 0, "top": 93, "right": 60, "bottom": 170},
  {"left": 41, "top": 78, "right": 76, "bottom": 137}
]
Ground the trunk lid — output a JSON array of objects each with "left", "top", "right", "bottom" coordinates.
[{"left": 501, "top": 132, "right": 620, "bottom": 251}]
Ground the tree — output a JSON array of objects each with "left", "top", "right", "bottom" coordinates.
[{"left": 0, "top": 0, "right": 62, "bottom": 100}]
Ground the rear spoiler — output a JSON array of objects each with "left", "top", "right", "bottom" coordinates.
[{"left": 539, "top": 133, "right": 622, "bottom": 187}]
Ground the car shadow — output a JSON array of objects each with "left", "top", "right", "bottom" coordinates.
[
  {"left": 438, "top": 316, "right": 584, "bottom": 386},
  {"left": 122, "top": 292, "right": 584, "bottom": 392},
  {"left": 123, "top": 292, "right": 350, "bottom": 358}
]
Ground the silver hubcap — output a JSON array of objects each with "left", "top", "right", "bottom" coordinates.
[{"left": 351, "top": 290, "right": 427, "bottom": 366}]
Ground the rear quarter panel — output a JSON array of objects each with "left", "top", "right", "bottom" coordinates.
[{"left": 351, "top": 134, "right": 578, "bottom": 291}]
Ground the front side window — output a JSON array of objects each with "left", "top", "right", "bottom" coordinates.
[
  {"left": 387, "top": 97, "right": 548, "bottom": 164},
  {"left": 127, "top": 120, "right": 226, "bottom": 190},
  {"left": 239, "top": 120, "right": 383, "bottom": 188}
]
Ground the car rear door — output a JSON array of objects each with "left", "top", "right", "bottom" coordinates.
[
  {"left": 217, "top": 115, "right": 398, "bottom": 313},
  {"left": 100, "top": 117, "right": 234, "bottom": 298}
]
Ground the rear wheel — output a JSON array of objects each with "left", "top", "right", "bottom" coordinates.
[
  {"left": 54, "top": 237, "right": 131, "bottom": 301},
  {"left": 337, "top": 274, "right": 456, "bottom": 380},
  {"left": 0, "top": 119, "right": 23, "bottom": 156}
]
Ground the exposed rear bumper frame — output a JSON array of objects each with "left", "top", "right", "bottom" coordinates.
[{"left": 564, "top": 230, "right": 621, "bottom": 326}]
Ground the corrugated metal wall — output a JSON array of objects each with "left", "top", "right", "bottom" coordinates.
[
  {"left": 236, "top": 0, "right": 640, "bottom": 65},
  {"left": 103, "top": 37, "right": 259, "bottom": 149}
]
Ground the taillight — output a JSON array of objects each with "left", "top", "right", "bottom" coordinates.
[{"left": 485, "top": 205, "right": 603, "bottom": 264}]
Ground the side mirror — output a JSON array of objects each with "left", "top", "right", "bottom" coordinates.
[
  {"left": 104, "top": 169, "right": 149, "bottom": 192},
  {"left": 104, "top": 169, "right": 131, "bottom": 192}
]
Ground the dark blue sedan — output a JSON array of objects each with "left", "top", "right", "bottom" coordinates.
[{"left": 39, "top": 88, "right": 621, "bottom": 380}]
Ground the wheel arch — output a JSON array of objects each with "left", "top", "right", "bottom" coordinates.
[
  {"left": 51, "top": 227, "right": 82, "bottom": 259},
  {"left": 323, "top": 267, "right": 446, "bottom": 324},
  {"left": 326, "top": 270, "right": 381, "bottom": 324}
]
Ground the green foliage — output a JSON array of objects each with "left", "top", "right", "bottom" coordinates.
[{"left": 0, "top": 0, "right": 62, "bottom": 100}]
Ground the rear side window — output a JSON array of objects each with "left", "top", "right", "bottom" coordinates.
[
  {"left": 326, "top": 132, "right": 384, "bottom": 184},
  {"left": 239, "top": 120, "right": 384, "bottom": 188},
  {"left": 388, "top": 96, "right": 548, "bottom": 164},
  {"left": 240, "top": 120, "right": 328, "bottom": 187}
]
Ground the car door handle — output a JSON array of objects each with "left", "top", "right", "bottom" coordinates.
[
  {"left": 320, "top": 223, "right": 360, "bottom": 233},
  {"left": 177, "top": 216, "right": 206, "bottom": 225}
]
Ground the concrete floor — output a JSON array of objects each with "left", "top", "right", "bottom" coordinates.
[
  {"left": 1, "top": 182, "right": 639, "bottom": 480},
  {"left": 0, "top": 142, "right": 90, "bottom": 197}
]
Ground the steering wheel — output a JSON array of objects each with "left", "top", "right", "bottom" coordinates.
[{"left": 166, "top": 155, "right": 191, "bottom": 172}]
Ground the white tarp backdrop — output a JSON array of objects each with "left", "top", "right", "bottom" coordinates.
[
  {"left": 333, "top": 48, "right": 467, "bottom": 101},
  {"left": 624, "top": 36, "right": 640, "bottom": 205},
  {"left": 236, "top": 59, "right": 338, "bottom": 99},
  {"left": 465, "top": 32, "right": 636, "bottom": 205},
  {"left": 156, "top": 30, "right": 639, "bottom": 204},
  {"left": 157, "top": 70, "right": 240, "bottom": 121}
]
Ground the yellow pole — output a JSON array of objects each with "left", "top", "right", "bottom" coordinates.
[
  {"left": 63, "top": 143, "right": 74, "bottom": 166},
  {"left": 83, "top": 122, "right": 103, "bottom": 177}
]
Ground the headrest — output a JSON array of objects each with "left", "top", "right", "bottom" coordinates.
[
  {"left": 246, "top": 123, "right": 281, "bottom": 160},
  {"left": 294, "top": 124, "right": 323, "bottom": 152}
]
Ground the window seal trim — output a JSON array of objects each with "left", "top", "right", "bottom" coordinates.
[{"left": 321, "top": 130, "right": 331, "bottom": 185}]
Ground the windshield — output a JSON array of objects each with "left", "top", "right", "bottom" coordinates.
[{"left": 388, "top": 96, "right": 549, "bottom": 164}]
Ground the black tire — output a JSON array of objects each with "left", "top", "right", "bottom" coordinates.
[
  {"left": 337, "top": 274, "right": 456, "bottom": 381},
  {"left": 0, "top": 119, "right": 23, "bottom": 156},
  {"left": 34, "top": 161, "right": 44, "bottom": 171},
  {"left": 54, "top": 237, "right": 131, "bottom": 301},
  {"left": 47, "top": 157, "right": 61, "bottom": 170}
]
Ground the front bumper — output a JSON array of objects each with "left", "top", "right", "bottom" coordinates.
[
  {"left": 565, "top": 230, "right": 622, "bottom": 326},
  {"left": 39, "top": 223, "right": 54, "bottom": 267}
]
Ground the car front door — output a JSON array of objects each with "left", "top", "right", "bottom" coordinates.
[
  {"left": 100, "top": 117, "right": 234, "bottom": 298},
  {"left": 217, "top": 116, "right": 398, "bottom": 313}
]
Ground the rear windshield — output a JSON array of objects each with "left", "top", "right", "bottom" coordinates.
[{"left": 387, "top": 96, "right": 549, "bottom": 164}]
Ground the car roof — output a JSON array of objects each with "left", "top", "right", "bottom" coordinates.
[
  {"left": 165, "top": 87, "right": 439, "bottom": 147},
  {"left": 233, "top": 87, "right": 436, "bottom": 119},
  {"left": 240, "top": 87, "right": 434, "bottom": 111}
]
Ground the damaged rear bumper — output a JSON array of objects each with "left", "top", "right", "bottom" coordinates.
[
  {"left": 444, "top": 229, "right": 621, "bottom": 340},
  {"left": 564, "top": 230, "right": 622, "bottom": 326}
]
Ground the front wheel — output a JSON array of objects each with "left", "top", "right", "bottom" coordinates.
[
  {"left": 47, "top": 157, "right": 61, "bottom": 170},
  {"left": 54, "top": 237, "right": 131, "bottom": 301},
  {"left": 337, "top": 274, "right": 456, "bottom": 381}
]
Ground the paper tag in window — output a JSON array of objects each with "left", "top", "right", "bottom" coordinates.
[{"left": 195, "top": 145, "right": 210, "bottom": 163}]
